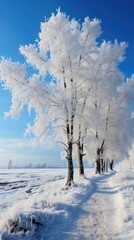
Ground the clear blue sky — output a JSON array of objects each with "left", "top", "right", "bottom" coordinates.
[{"left": 0, "top": 0, "right": 134, "bottom": 168}]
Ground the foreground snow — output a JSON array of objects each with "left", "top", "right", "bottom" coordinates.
[{"left": 0, "top": 168, "right": 133, "bottom": 239}]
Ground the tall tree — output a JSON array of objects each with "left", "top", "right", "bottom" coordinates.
[
  {"left": 82, "top": 40, "right": 134, "bottom": 172},
  {"left": 0, "top": 9, "right": 134, "bottom": 182},
  {"left": 0, "top": 10, "right": 101, "bottom": 185}
]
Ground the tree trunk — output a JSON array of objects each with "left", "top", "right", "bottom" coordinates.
[
  {"left": 100, "top": 158, "right": 104, "bottom": 173},
  {"left": 66, "top": 141, "right": 74, "bottom": 186},
  {"left": 104, "top": 159, "right": 109, "bottom": 172},
  {"left": 109, "top": 160, "right": 114, "bottom": 171},
  {"left": 95, "top": 148, "right": 101, "bottom": 174},
  {"left": 77, "top": 141, "right": 84, "bottom": 176},
  {"left": 100, "top": 149, "right": 104, "bottom": 173}
]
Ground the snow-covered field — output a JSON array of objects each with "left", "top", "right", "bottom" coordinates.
[{"left": 0, "top": 168, "right": 134, "bottom": 240}]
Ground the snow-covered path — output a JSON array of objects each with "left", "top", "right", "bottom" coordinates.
[
  {"left": 69, "top": 173, "right": 123, "bottom": 240},
  {"left": 51, "top": 172, "right": 124, "bottom": 240},
  {"left": 0, "top": 169, "right": 134, "bottom": 240},
  {"left": 41, "top": 172, "right": 124, "bottom": 240}
]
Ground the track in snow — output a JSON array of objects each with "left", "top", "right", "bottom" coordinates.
[
  {"left": 54, "top": 172, "right": 124, "bottom": 240},
  {"left": 71, "top": 172, "right": 123, "bottom": 240}
]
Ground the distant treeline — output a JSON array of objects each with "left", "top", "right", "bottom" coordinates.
[{"left": 6, "top": 162, "right": 62, "bottom": 169}]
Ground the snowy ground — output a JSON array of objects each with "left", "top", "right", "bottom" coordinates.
[{"left": 0, "top": 168, "right": 133, "bottom": 240}]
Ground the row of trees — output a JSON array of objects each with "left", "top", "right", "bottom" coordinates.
[{"left": 0, "top": 9, "right": 134, "bottom": 186}]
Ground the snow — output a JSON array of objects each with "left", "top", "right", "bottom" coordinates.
[{"left": 0, "top": 168, "right": 134, "bottom": 239}]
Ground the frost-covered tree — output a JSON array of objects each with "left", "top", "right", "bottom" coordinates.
[
  {"left": 82, "top": 40, "right": 134, "bottom": 173},
  {"left": 0, "top": 9, "right": 102, "bottom": 185},
  {"left": 7, "top": 158, "right": 12, "bottom": 169},
  {"left": 71, "top": 17, "right": 102, "bottom": 176},
  {"left": 0, "top": 9, "right": 134, "bottom": 184}
]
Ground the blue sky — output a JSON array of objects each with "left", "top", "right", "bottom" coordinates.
[{"left": 0, "top": 0, "right": 134, "bottom": 168}]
